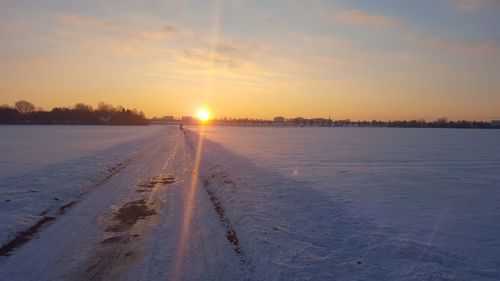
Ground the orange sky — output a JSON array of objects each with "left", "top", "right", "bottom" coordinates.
[{"left": 1, "top": 0, "right": 499, "bottom": 121}]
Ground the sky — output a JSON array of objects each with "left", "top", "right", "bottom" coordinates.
[{"left": 0, "top": 0, "right": 499, "bottom": 120}]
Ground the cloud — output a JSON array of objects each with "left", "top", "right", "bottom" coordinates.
[
  {"left": 56, "top": 13, "right": 177, "bottom": 38},
  {"left": 407, "top": 35, "right": 500, "bottom": 56},
  {"left": 176, "top": 40, "right": 261, "bottom": 70},
  {"left": 129, "top": 24, "right": 178, "bottom": 44},
  {"left": 55, "top": 13, "right": 117, "bottom": 29},
  {"left": 53, "top": 13, "right": 180, "bottom": 59},
  {"left": 178, "top": 48, "right": 238, "bottom": 69},
  {"left": 453, "top": 42, "right": 500, "bottom": 55},
  {"left": 338, "top": 10, "right": 400, "bottom": 28},
  {"left": 258, "top": 18, "right": 280, "bottom": 28},
  {"left": 444, "top": 0, "right": 496, "bottom": 12}
]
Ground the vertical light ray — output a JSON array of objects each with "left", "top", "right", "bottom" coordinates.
[
  {"left": 171, "top": 2, "right": 221, "bottom": 279},
  {"left": 204, "top": 0, "right": 222, "bottom": 106},
  {"left": 171, "top": 125, "right": 206, "bottom": 281}
]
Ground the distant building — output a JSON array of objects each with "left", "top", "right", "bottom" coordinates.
[
  {"left": 492, "top": 120, "right": 500, "bottom": 126},
  {"left": 99, "top": 115, "right": 111, "bottom": 123},
  {"left": 162, "top": 115, "right": 174, "bottom": 121},
  {"left": 181, "top": 116, "right": 194, "bottom": 123},
  {"left": 288, "top": 117, "right": 304, "bottom": 124},
  {"left": 310, "top": 118, "right": 332, "bottom": 127},
  {"left": 273, "top": 116, "right": 285, "bottom": 123}
]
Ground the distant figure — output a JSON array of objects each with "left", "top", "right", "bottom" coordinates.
[{"left": 179, "top": 124, "right": 183, "bottom": 130}]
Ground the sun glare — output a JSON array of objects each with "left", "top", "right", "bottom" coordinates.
[{"left": 197, "top": 108, "right": 211, "bottom": 121}]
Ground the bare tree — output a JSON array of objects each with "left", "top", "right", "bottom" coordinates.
[
  {"left": 97, "top": 102, "right": 115, "bottom": 113},
  {"left": 15, "top": 100, "right": 35, "bottom": 114},
  {"left": 437, "top": 117, "right": 448, "bottom": 124},
  {"left": 74, "top": 103, "right": 93, "bottom": 112}
]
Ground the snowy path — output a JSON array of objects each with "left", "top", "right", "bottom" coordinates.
[{"left": 0, "top": 127, "right": 247, "bottom": 281}]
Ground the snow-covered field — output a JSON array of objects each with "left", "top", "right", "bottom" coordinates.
[
  {"left": 0, "top": 125, "right": 165, "bottom": 179},
  {"left": 0, "top": 125, "right": 168, "bottom": 246},
  {"left": 1, "top": 125, "right": 499, "bottom": 280},
  {"left": 195, "top": 126, "right": 500, "bottom": 280}
]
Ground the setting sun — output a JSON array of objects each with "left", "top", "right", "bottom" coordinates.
[{"left": 197, "top": 108, "right": 211, "bottom": 121}]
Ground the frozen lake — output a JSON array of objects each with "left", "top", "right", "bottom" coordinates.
[{"left": 199, "top": 126, "right": 500, "bottom": 267}]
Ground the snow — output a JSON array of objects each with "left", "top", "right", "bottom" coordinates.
[
  {"left": 0, "top": 125, "right": 165, "bottom": 179},
  {"left": 193, "top": 126, "right": 500, "bottom": 280},
  {"left": 1, "top": 125, "right": 499, "bottom": 280},
  {"left": 0, "top": 126, "right": 246, "bottom": 281},
  {"left": 0, "top": 125, "right": 168, "bottom": 246}
]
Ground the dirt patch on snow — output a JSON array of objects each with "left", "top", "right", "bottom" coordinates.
[
  {"left": 0, "top": 215, "right": 55, "bottom": 256},
  {"left": 101, "top": 235, "right": 125, "bottom": 245},
  {"left": 203, "top": 177, "right": 246, "bottom": 260},
  {"left": 59, "top": 201, "right": 77, "bottom": 212},
  {"left": 136, "top": 174, "right": 175, "bottom": 189},
  {"left": 106, "top": 200, "right": 156, "bottom": 233}
]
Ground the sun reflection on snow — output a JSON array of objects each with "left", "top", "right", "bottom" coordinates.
[{"left": 171, "top": 125, "right": 206, "bottom": 281}]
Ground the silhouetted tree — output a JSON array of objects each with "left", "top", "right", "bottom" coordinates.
[
  {"left": 437, "top": 117, "right": 448, "bottom": 124},
  {"left": 74, "top": 103, "right": 93, "bottom": 112},
  {"left": 15, "top": 100, "right": 35, "bottom": 114},
  {"left": 0, "top": 105, "right": 20, "bottom": 123},
  {"left": 0, "top": 100, "right": 147, "bottom": 125},
  {"left": 97, "top": 102, "right": 115, "bottom": 114}
]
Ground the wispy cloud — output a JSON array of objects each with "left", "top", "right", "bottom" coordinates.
[
  {"left": 338, "top": 10, "right": 400, "bottom": 28},
  {"left": 407, "top": 35, "right": 500, "bottom": 55},
  {"left": 129, "top": 24, "right": 179, "bottom": 44},
  {"left": 51, "top": 12, "right": 281, "bottom": 83},
  {"left": 56, "top": 13, "right": 177, "bottom": 36},
  {"left": 444, "top": 0, "right": 497, "bottom": 12},
  {"left": 55, "top": 13, "right": 117, "bottom": 29},
  {"left": 53, "top": 13, "right": 180, "bottom": 58},
  {"left": 175, "top": 39, "right": 262, "bottom": 71}
]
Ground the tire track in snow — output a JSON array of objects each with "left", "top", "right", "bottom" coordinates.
[
  {"left": 76, "top": 131, "right": 182, "bottom": 281},
  {"left": 183, "top": 130, "right": 250, "bottom": 266},
  {"left": 0, "top": 154, "right": 132, "bottom": 257},
  {"left": 203, "top": 176, "right": 246, "bottom": 261}
]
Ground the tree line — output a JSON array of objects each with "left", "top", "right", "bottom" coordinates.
[
  {"left": 330, "top": 118, "right": 498, "bottom": 129},
  {"left": 210, "top": 117, "right": 498, "bottom": 128},
  {"left": 0, "top": 100, "right": 148, "bottom": 125}
]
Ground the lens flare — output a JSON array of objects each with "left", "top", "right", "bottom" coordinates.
[
  {"left": 197, "top": 108, "right": 211, "bottom": 121},
  {"left": 171, "top": 125, "right": 206, "bottom": 281}
]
